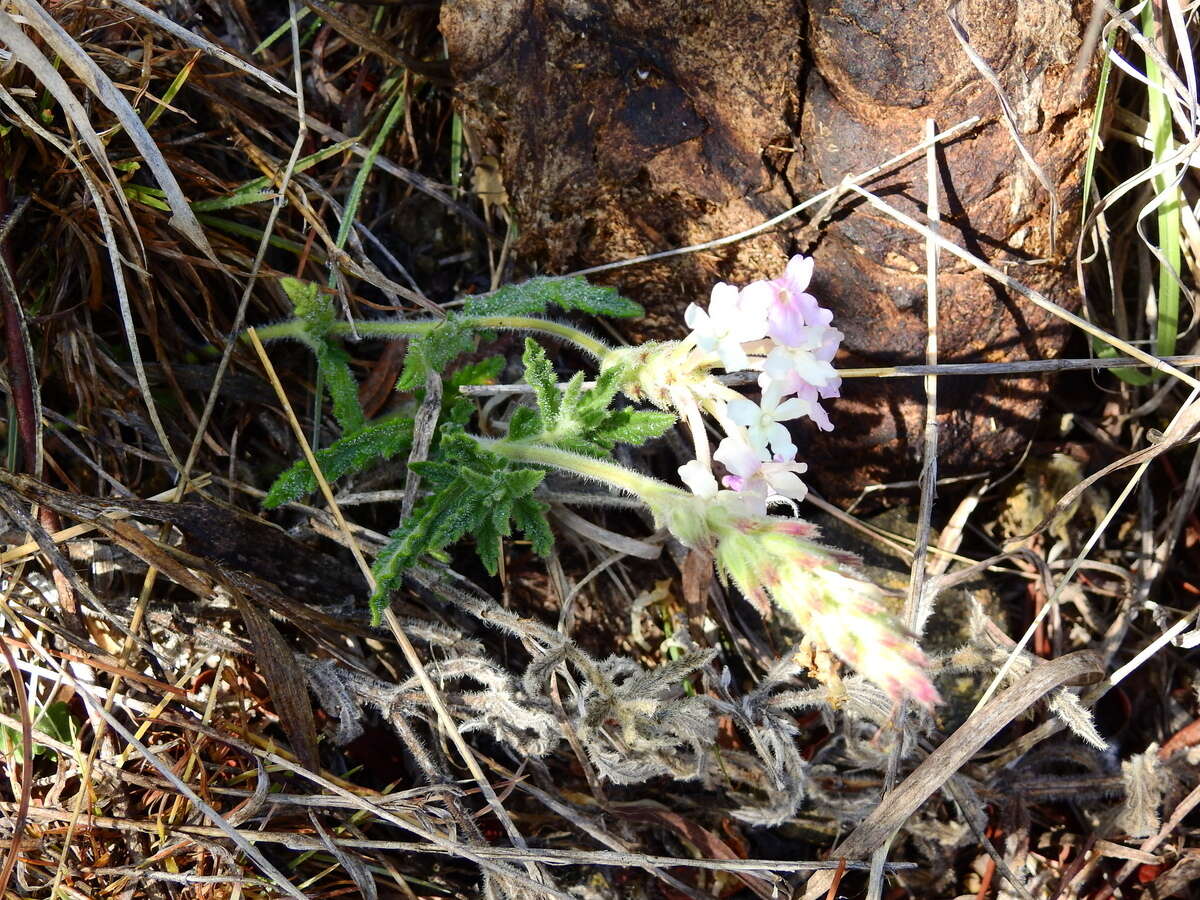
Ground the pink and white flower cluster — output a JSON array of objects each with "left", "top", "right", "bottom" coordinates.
[
  {"left": 613, "top": 255, "right": 939, "bottom": 707},
  {"left": 678, "top": 256, "right": 843, "bottom": 513}
]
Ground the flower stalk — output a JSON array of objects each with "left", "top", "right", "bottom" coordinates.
[{"left": 253, "top": 314, "right": 611, "bottom": 359}]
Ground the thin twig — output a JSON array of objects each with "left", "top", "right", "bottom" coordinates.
[
  {"left": 457, "top": 353, "right": 1200, "bottom": 397},
  {"left": 842, "top": 181, "right": 1200, "bottom": 390}
]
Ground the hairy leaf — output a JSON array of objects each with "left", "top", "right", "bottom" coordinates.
[
  {"left": 522, "top": 339, "right": 560, "bottom": 431},
  {"left": 280, "top": 277, "right": 333, "bottom": 338},
  {"left": 396, "top": 318, "right": 477, "bottom": 392},
  {"left": 314, "top": 338, "right": 365, "bottom": 433},
  {"left": 279, "top": 276, "right": 364, "bottom": 431},
  {"left": 464, "top": 275, "right": 642, "bottom": 319},
  {"left": 368, "top": 428, "right": 551, "bottom": 621},
  {"left": 600, "top": 409, "right": 677, "bottom": 445},
  {"left": 448, "top": 355, "right": 505, "bottom": 390},
  {"left": 264, "top": 416, "right": 413, "bottom": 508},
  {"left": 514, "top": 347, "right": 675, "bottom": 456}
]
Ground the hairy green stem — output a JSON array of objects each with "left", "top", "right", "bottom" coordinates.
[
  {"left": 252, "top": 314, "right": 611, "bottom": 358},
  {"left": 478, "top": 438, "right": 681, "bottom": 506}
]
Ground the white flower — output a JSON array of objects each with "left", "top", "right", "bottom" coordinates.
[
  {"left": 713, "top": 431, "right": 809, "bottom": 510},
  {"left": 683, "top": 281, "right": 769, "bottom": 372},
  {"left": 677, "top": 459, "right": 718, "bottom": 499},
  {"left": 762, "top": 343, "right": 840, "bottom": 395},
  {"left": 753, "top": 376, "right": 830, "bottom": 434},
  {"left": 727, "top": 383, "right": 807, "bottom": 460}
]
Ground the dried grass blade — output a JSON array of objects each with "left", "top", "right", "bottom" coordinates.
[
  {"left": 310, "top": 813, "right": 379, "bottom": 900},
  {"left": 0, "top": 11, "right": 136, "bottom": 234},
  {"left": 232, "top": 590, "right": 321, "bottom": 774},
  {"left": 0, "top": 83, "right": 183, "bottom": 471},
  {"left": 11, "top": 0, "right": 216, "bottom": 259},
  {"left": 108, "top": 0, "right": 296, "bottom": 97},
  {"left": 843, "top": 181, "right": 1200, "bottom": 390},
  {"left": 28, "top": 650, "right": 309, "bottom": 898}
]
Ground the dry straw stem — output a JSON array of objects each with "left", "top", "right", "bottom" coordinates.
[
  {"left": 7, "top": 0, "right": 214, "bottom": 259},
  {"left": 867, "top": 118, "right": 943, "bottom": 900},
  {"left": 0, "top": 597, "right": 310, "bottom": 899},
  {"left": 0, "top": 68, "right": 181, "bottom": 476},
  {"left": 246, "top": 328, "right": 556, "bottom": 894},
  {"left": 801, "top": 651, "right": 1103, "bottom": 900},
  {"left": 458, "top": 354, "right": 1200, "bottom": 398},
  {"left": 109, "top": 0, "right": 297, "bottom": 97},
  {"left": 0, "top": 802, "right": 910, "bottom": 874},
  {"left": 176, "top": 0, "right": 310, "bottom": 493}
]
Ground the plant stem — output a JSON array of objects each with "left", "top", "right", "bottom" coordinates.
[
  {"left": 479, "top": 438, "right": 681, "bottom": 506},
  {"left": 253, "top": 314, "right": 611, "bottom": 358}
]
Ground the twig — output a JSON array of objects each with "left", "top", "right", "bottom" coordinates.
[
  {"left": 0, "top": 803, "right": 915, "bottom": 872},
  {"left": 841, "top": 182, "right": 1200, "bottom": 389},
  {"left": 457, "top": 354, "right": 1200, "bottom": 397},
  {"left": 802, "top": 651, "right": 1104, "bottom": 899}
]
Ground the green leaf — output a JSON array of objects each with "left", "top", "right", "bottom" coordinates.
[
  {"left": 278, "top": 277, "right": 365, "bottom": 431},
  {"left": 522, "top": 338, "right": 559, "bottom": 431},
  {"left": 280, "top": 277, "right": 333, "bottom": 338},
  {"left": 396, "top": 318, "right": 477, "bottom": 392},
  {"left": 448, "top": 355, "right": 506, "bottom": 391},
  {"left": 368, "top": 429, "right": 552, "bottom": 622},
  {"left": 545, "top": 277, "right": 643, "bottom": 318},
  {"left": 463, "top": 275, "right": 643, "bottom": 319},
  {"left": 314, "top": 338, "right": 365, "bottom": 433},
  {"left": 506, "top": 346, "right": 674, "bottom": 456},
  {"left": 264, "top": 416, "right": 413, "bottom": 508},
  {"left": 507, "top": 405, "right": 541, "bottom": 441},
  {"left": 600, "top": 409, "right": 677, "bottom": 445},
  {"left": 0, "top": 701, "right": 79, "bottom": 762},
  {"left": 512, "top": 495, "right": 553, "bottom": 556}
]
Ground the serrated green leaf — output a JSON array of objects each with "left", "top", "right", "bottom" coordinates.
[
  {"left": 264, "top": 415, "right": 413, "bottom": 508},
  {"left": 277, "top": 277, "right": 365, "bottom": 431},
  {"left": 475, "top": 518, "right": 501, "bottom": 574},
  {"left": 280, "top": 277, "right": 333, "bottom": 337},
  {"left": 576, "top": 362, "right": 626, "bottom": 418},
  {"left": 522, "top": 338, "right": 559, "bottom": 430},
  {"left": 512, "top": 495, "right": 553, "bottom": 556},
  {"left": 314, "top": 338, "right": 365, "bottom": 432},
  {"left": 463, "top": 275, "right": 643, "bottom": 319},
  {"left": 502, "top": 467, "right": 546, "bottom": 498},
  {"left": 559, "top": 371, "right": 586, "bottom": 415},
  {"left": 462, "top": 280, "right": 552, "bottom": 317},
  {"left": 543, "top": 276, "right": 643, "bottom": 318},
  {"left": 396, "top": 318, "right": 477, "bottom": 392},
  {"left": 367, "top": 430, "right": 552, "bottom": 621},
  {"left": 508, "top": 405, "right": 540, "bottom": 441},
  {"left": 504, "top": 349, "right": 668, "bottom": 456},
  {"left": 600, "top": 409, "right": 677, "bottom": 445}
]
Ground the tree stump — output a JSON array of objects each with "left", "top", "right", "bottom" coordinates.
[{"left": 441, "top": 0, "right": 1096, "bottom": 496}]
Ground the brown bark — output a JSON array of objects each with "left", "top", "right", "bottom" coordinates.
[{"left": 441, "top": 0, "right": 1096, "bottom": 495}]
